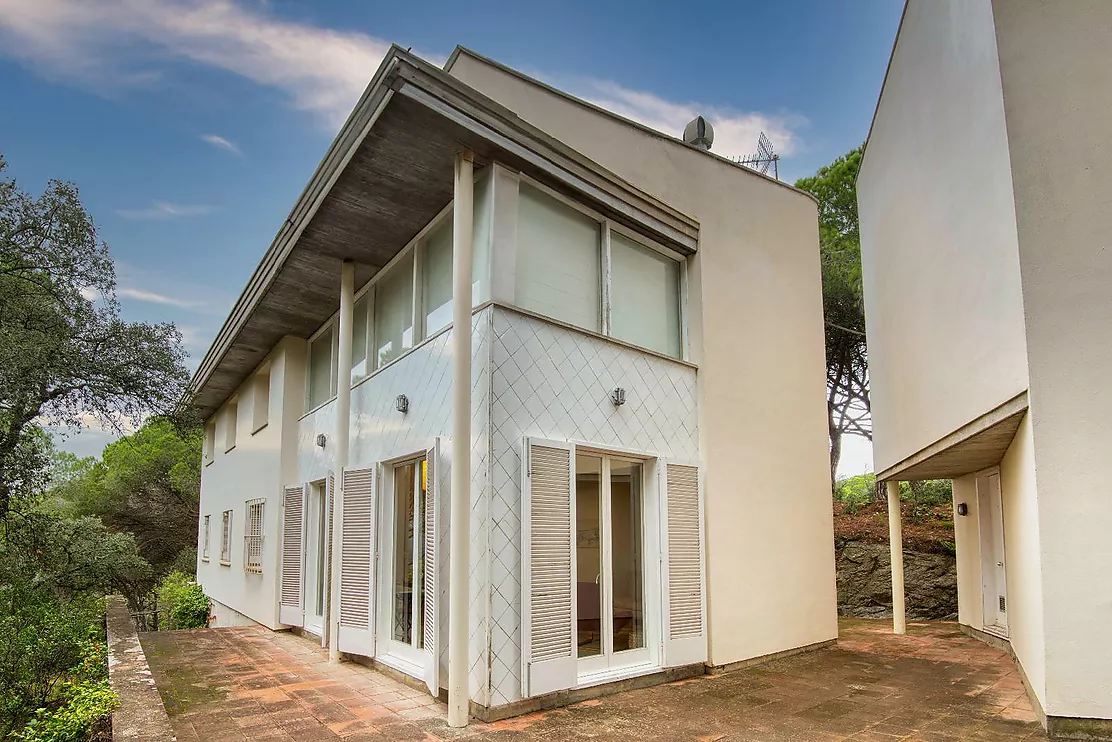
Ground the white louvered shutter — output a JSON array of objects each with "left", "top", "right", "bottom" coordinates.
[
  {"left": 339, "top": 467, "right": 375, "bottom": 656},
  {"left": 422, "top": 441, "right": 440, "bottom": 696},
  {"left": 279, "top": 485, "right": 305, "bottom": 626},
  {"left": 660, "top": 462, "right": 707, "bottom": 667},
  {"left": 522, "top": 438, "right": 577, "bottom": 697},
  {"left": 322, "top": 472, "right": 335, "bottom": 648}
]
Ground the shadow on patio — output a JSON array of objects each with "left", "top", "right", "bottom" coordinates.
[{"left": 139, "top": 618, "right": 1046, "bottom": 741}]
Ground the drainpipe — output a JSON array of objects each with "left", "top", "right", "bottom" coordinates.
[
  {"left": 886, "top": 480, "right": 906, "bottom": 635},
  {"left": 330, "top": 258, "right": 355, "bottom": 662},
  {"left": 448, "top": 151, "right": 474, "bottom": 728}
]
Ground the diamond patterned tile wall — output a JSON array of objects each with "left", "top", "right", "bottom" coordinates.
[
  {"left": 486, "top": 307, "right": 699, "bottom": 706},
  {"left": 294, "top": 309, "right": 493, "bottom": 703}
]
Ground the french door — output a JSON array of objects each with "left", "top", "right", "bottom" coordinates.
[
  {"left": 977, "top": 470, "right": 1009, "bottom": 637},
  {"left": 575, "top": 452, "right": 650, "bottom": 675},
  {"left": 303, "top": 480, "right": 328, "bottom": 636},
  {"left": 380, "top": 456, "right": 427, "bottom": 666}
]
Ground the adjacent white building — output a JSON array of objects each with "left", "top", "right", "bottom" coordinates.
[
  {"left": 190, "top": 46, "right": 834, "bottom": 722},
  {"left": 858, "top": 1, "right": 1112, "bottom": 738}
]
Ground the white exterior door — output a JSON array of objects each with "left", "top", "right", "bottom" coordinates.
[
  {"left": 977, "top": 471, "right": 1009, "bottom": 637},
  {"left": 304, "top": 480, "right": 328, "bottom": 637}
]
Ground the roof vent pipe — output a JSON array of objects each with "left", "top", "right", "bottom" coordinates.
[{"left": 683, "top": 116, "right": 714, "bottom": 151}]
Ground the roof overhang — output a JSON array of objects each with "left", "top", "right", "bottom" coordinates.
[
  {"left": 185, "top": 46, "right": 699, "bottom": 421},
  {"left": 877, "top": 392, "right": 1029, "bottom": 482}
]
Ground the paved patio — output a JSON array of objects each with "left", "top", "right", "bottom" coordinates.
[{"left": 140, "top": 619, "right": 1046, "bottom": 741}]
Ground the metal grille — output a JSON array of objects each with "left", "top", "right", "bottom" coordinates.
[
  {"left": 528, "top": 444, "right": 573, "bottom": 662},
  {"left": 220, "top": 510, "right": 233, "bottom": 564},
  {"left": 666, "top": 464, "right": 703, "bottom": 639},
  {"left": 244, "top": 499, "right": 265, "bottom": 573},
  {"left": 999, "top": 595, "right": 1007, "bottom": 613},
  {"left": 201, "top": 514, "right": 210, "bottom": 560},
  {"left": 280, "top": 486, "right": 304, "bottom": 608},
  {"left": 340, "top": 468, "right": 374, "bottom": 630}
]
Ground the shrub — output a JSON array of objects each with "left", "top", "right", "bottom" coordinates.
[
  {"left": 15, "top": 680, "right": 117, "bottom": 742},
  {"left": 834, "top": 473, "right": 877, "bottom": 513},
  {"left": 155, "top": 571, "right": 209, "bottom": 630}
]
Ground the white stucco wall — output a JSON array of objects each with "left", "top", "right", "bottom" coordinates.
[
  {"left": 197, "top": 337, "right": 304, "bottom": 629},
  {"left": 449, "top": 51, "right": 836, "bottom": 669},
  {"left": 992, "top": 0, "right": 1112, "bottom": 720},
  {"left": 857, "top": 0, "right": 1029, "bottom": 473},
  {"left": 951, "top": 474, "right": 983, "bottom": 630}
]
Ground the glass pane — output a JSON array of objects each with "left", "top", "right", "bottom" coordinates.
[
  {"left": 415, "top": 461, "right": 427, "bottom": 649},
  {"left": 472, "top": 173, "right": 491, "bottom": 304},
  {"left": 308, "top": 326, "right": 334, "bottom": 409},
  {"left": 610, "top": 232, "right": 681, "bottom": 357},
  {"left": 393, "top": 462, "right": 417, "bottom": 644},
  {"left": 424, "top": 220, "right": 454, "bottom": 336},
  {"left": 351, "top": 294, "right": 369, "bottom": 384},
  {"left": 516, "top": 185, "right": 601, "bottom": 332},
  {"left": 575, "top": 454, "right": 603, "bottom": 657},
  {"left": 374, "top": 253, "right": 414, "bottom": 369},
  {"left": 610, "top": 460, "right": 644, "bottom": 652}
]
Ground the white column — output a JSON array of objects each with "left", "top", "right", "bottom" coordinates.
[
  {"left": 448, "top": 151, "right": 474, "bottom": 728},
  {"left": 329, "top": 258, "right": 355, "bottom": 662},
  {"left": 886, "top": 480, "right": 906, "bottom": 635}
]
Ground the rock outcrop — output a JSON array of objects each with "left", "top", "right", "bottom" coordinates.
[{"left": 836, "top": 539, "right": 957, "bottom": 620}]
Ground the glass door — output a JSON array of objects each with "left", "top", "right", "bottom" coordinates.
[
  {"left": 304, "top": 480, "right": 327, "bottom": 636},
  {"left": 576, "top": 453, "right": 649, "bottom": 676},
  {"left": 382, "top": 457, "right": 428, "bottom": 666}
]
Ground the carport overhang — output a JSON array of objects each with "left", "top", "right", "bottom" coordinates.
[
  {"left": 185, "top": 46, "right": 699, "bottom": 421},
  {"left": 877, "top": 391, "right": 1029, "bottom": 482}
]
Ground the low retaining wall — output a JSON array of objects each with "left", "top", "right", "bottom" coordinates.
[{"left": 105, "top": 596, "right": 176, "bottom": 741}]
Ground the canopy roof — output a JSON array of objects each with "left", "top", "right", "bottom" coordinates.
[{"left": 186, "top": 47, "right": 699, "bottom": 420}]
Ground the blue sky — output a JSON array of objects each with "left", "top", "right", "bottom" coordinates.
[{"left": 0, "top": 0, "right": 902, "bottom": 470}]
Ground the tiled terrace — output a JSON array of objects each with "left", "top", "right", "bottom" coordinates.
[{"left": 139, "top": 619, "right": 1046, "bottom": 741}]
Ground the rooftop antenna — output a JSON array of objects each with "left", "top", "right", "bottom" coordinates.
[{"left": 735, "top": 132, "right": 780, "bottom": 180}]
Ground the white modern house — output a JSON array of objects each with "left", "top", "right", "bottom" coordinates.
[
  {"left": 190, "top": 46, "right": 835, "bottom": 724},
  {"left": 858, "top": 1, "right": 1112, "bottom": 738}
]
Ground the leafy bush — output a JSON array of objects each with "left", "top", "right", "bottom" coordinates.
[
  {"left": 155, "top": 571, "right": 209, "bottom": 630},
  {"left": 834, "top": 473, "right": 877, "bottom": 513},
  {"left": 15, "top": 680, "right": 116, "bottom": 742}
]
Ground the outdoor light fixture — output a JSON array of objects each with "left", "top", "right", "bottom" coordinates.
[
  {"left": 957, "top": 503, "right": 968, "bottom": 516},
  {"left": 610, "top": 387, "right": 627, "bottom": 406},
  {"left": 315, "top": 433, "right": 327, "bottom": 449},
  {"left": 395, "top": 394, "right": 409, "bottom": 414}
]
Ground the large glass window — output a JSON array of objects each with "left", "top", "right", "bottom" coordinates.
[
  {"left": 374, "top": 252, "right": 414, "bottom": 370},
  {"left": 391, "top": 459, "right": 426, "bottom": 648},
  {"left": 610, "top": 460, "right": 644, "bottom": 652},
  {"left": 610, "top": 232, "right": 681, "bottom": 357},
  {"left": 516, "top": 185, "right": 601, "bottom": 332},
  {"left": 307, "top": 326, "right": 335, "bottom": 409},
  {"left": 351, "top": 294, "right": 370, "bottom": 384},
  {"left": 576, "top": 454, "right": 603, "bottom": 657},
  {"left": 423, "top": 220, "right": 454, "bottom": 336}
]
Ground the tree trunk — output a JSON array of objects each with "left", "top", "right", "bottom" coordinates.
[{"left": 828, "top": 406, "right": 842, "bottom": 492}]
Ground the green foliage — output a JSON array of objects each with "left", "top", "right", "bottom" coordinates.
[
  {"left": 52, "top": 418, "right": 202, "bottom": 577},
  {"left": 0, "top": 154, "right": 189, "bottom": 519},
  {"left": 834, "top": 472, "right": 877, "bottom": 513},
  {"left": 156, "top": 571, "right": 209, "bottom": 630},
  {"left": 15, "top": 680, "right": 116, "bottom": 742}
]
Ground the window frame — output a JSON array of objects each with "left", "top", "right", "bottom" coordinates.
[
  {"left": 203, "top": 421, "right": 215, "bottom": 465},
  {"left": 223, "top": 399, "right": 238, "bottom": 453},
  {"left": 220, "top": 509, "right": 233, "bottom": 566},
  {"left": 251, "top": 367, "right": 270, "bottom": 434},
  {"left": 517, "top": 176, "right": 689, "bottom": 361},
  {"left": 201, "top": 514, "right": 211, "bottom": 561},
  {"left": 244, "top": 499, "right": 265, "bottom": 574}
]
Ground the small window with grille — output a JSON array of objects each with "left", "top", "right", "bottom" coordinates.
[
  {"left": 201, "top": 514, "right": 211, "bottom": 561},
  {"left": 244, "top": 499, "right": 265, "bottom": 574},
  {"left": 220, "top": 510, "right": 233, "bottom": 565}
]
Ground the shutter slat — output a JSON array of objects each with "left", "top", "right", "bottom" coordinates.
[
  {"left": 528, "top": 444, "right": 573, "bottom": 664},
  {"left": 280, "top": 486, "right": 304, "bottom": 619},
  {"left": 667, "top": 464, "right": 703, "bottom": 641},
  {"left": 340, "top": 468, "right": 374, "bottom": 630},
  {"left": 422, "top": 443, "right": 439, "bottom": 696}
]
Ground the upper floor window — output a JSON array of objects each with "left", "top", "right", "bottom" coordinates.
[
  {"left": 516, "top": 184, "right": 601, "bottom": 332},
  {"left": 374, "top": 251, "right": 415, "bottom": 369},
  {"left": 307, "top": 325, "right": 336, "bottom": 410},
  {"left": 516, "top": 182, "right": 684, "bottom": 359},
  {"left": 224, "top": 400, "right": 238, "bottom": 452},
  {"left": 203, "top": 421, "right": 215, "bottom": 464},
  {"left": 251, "top": 370, "right": 270, "bottom": 433}
]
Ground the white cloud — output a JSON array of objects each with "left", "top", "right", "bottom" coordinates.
[
  {"left": 115, "top": 201, "right": 216, "bottom": 220},
  {"left": 0, "top": 0, "right": 402, "bottom": 126},
  {"left": 566, "top": 78, "right": 805, "bottom": 160},
  {"left": 201, "top": 133, "right": 241, "bottom": 155},
  {"left": 117, "top": 287, "right": 206, "bottom": 309}
]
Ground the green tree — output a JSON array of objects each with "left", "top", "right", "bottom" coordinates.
[
  {"left": 55, "top": 418, "right": 201, "bottom": 577},
  {"left": 796, "top": 146, "right": 871, "bottom": 486},
  {"left": 0, "top": 154, "right": 189, "bottom": 518}
]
